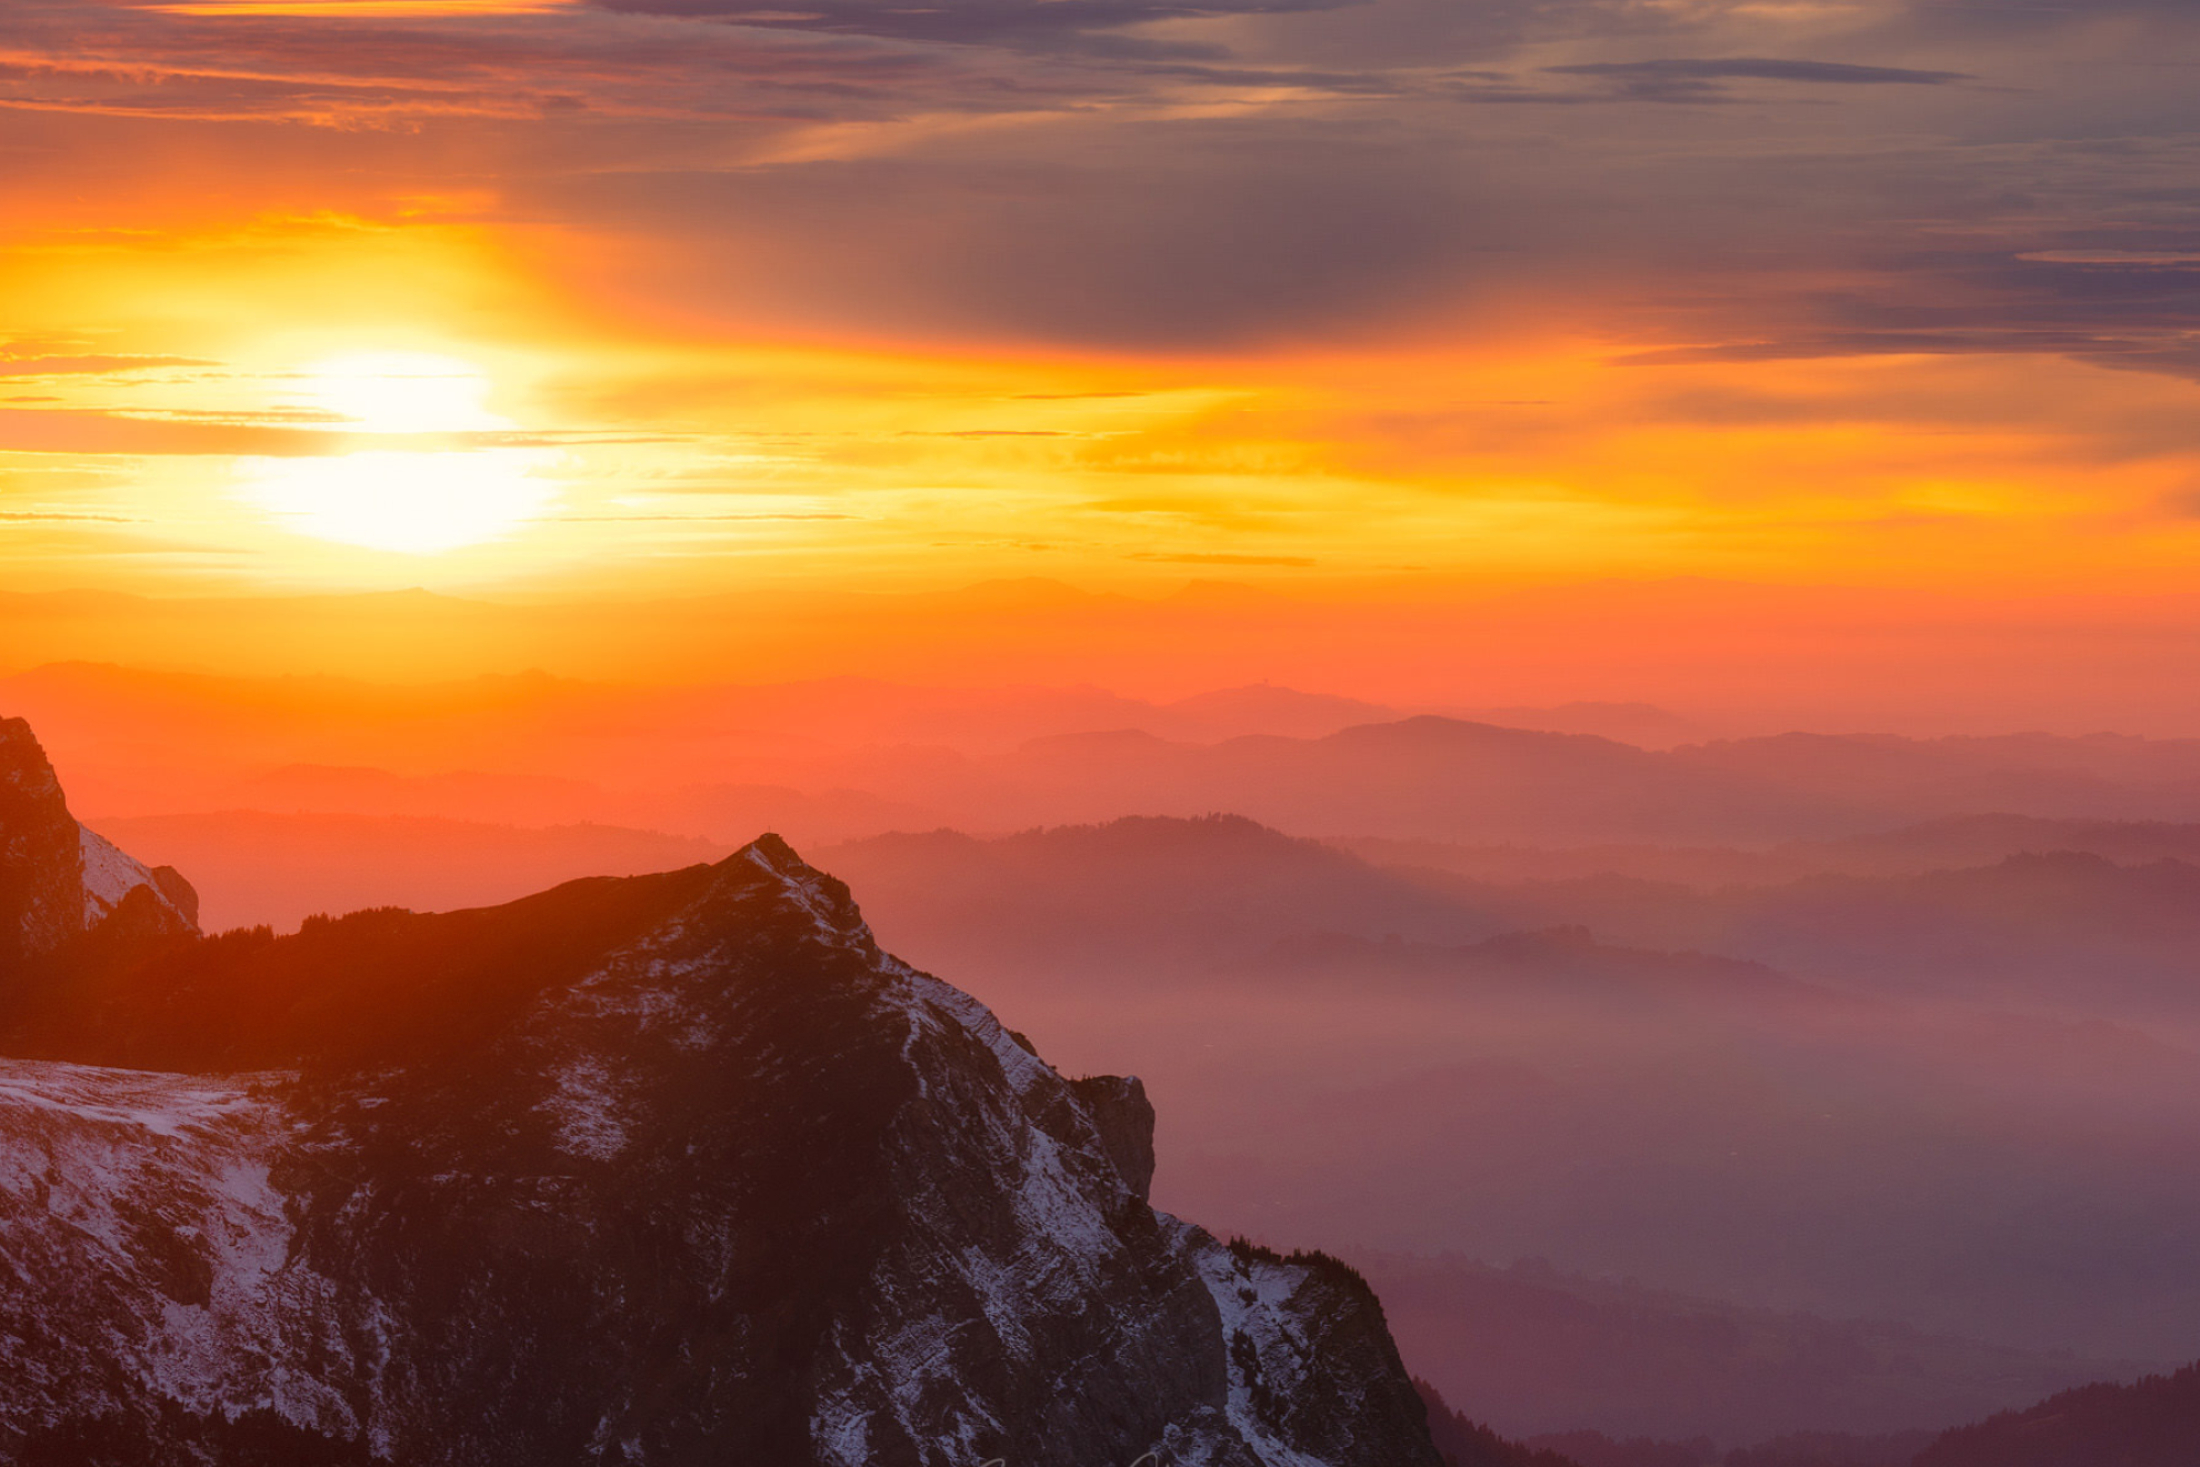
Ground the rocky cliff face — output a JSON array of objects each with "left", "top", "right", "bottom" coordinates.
[
  {"left": 0, "top": 718, "right": 197, "bottom": 969},
  {"left": 0, "top": 730, "right": 1443, "bottom": 1467},
  {"left": 0, "top": 717, "right": 85, "bottom": 967}
]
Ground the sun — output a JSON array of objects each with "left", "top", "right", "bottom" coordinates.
[
  {"left": 306, "top": 352, "right": 505, "bottom": 435},
  {"left": 236, "top": 353, "right": 557, "bottom": 555}
]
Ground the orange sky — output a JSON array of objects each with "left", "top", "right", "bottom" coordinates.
[{"left": 3, "top": 0, "right": 2199, "bottom": 709}]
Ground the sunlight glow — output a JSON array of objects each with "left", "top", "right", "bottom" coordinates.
[
  {"left": 305, "top": 353, "right": 507, "bottom": 435},
  {"left": 236, "top": 354, "right": 557, "bottom": 556}
]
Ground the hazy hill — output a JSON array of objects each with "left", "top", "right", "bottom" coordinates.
[
  {"left": 1363, "top": 1254, "right": 2139, "bottom": 1446},
  {"left": 1434, "top": 852, "right": 2200, "bottom": 1031},
  {"left": 1436, "top": 703, "right": 1708, "bottom": 750},
  {"left": 1796, "top": 813, "right": 2200, "bottom": 877},
  {"left": 1342, "top": 814, "right": 2200, "bottom": 890},
  {"left": 847, "top": 720, "right": 2200, "bottom": 846},
  {"left": 1911, "top": 1362, "right": 2200, "bottom": 1467},
  {"left": 1675, "top": 731, "right": 2200, "bottom": 803},
  {"left": 944, "top": 719, "right": 1852, "bottom": 844},
  {"left": 817, "top": 814, "right": 1503, "bottom": 981}
]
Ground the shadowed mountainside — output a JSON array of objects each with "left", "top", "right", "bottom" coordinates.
[
  {"left": 1909, "top": 1362, "right": 2200, "bottom": 1467},
  {"left": 0, "top": 848, "right": 1449, "bottom": 1466}
]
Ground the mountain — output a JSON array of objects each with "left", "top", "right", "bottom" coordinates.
[
  {"left": 949, "top": 720, "right": 1847, "bottom": 845},
  {"left": 1437, "top": 704, "right": 1707, "bottom": 750},
  {"left": 1794, "top": 813, "right": 2200, "bottom": 879},
  {"left": 0, "top": 717, "right": 194, "bottom": 964},
  {"left": 0, "top": 729, "right": 1443, "bottom": 1467},
  {"left": 1671, "top": 732, "right": 2200, "bottom": 807},
  {"left": 1156, "top": 685, "right": 1404, "bottom": 742},
  {"left": 818, "top": 815, "right": 1502, "bottom": 984},
  {"left": 854, "top": 720, "right": 2200, "bottom": 847},
  {"left": 1910, "top": 1362, "right": 2200, "bottom": 1467},
  {"left": 1344, "top": 813, "right": 2200, "bottom": 892}
]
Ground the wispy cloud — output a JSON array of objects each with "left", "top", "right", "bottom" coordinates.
[{"left": 1543, "top": 55, "right": 1971, "bottom": 101}]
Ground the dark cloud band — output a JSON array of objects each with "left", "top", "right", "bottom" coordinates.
[{"left": 1547, "top": 58, "right": 1971, "bottom": 86}]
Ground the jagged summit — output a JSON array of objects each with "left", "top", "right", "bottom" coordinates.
[
  {"left": 0, "top": 716, "right": 196, "bottom": 969},
  {"left": 0, "top": 754, "right": 1443, "bottom": 1466}
]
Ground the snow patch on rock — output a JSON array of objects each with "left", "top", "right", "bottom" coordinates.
[
  {"left": 1189, "top": 1232, "right": 1338, "bottom": 1467},
  {"left": 77, "top": 823, "right": 187, "bottom": 929},
  {"left": 0, "top": 1059, "right": 356, "bottom": 1437},
  {"left": 540, "top": 1055, "right": 634, "bottom": 1162}
]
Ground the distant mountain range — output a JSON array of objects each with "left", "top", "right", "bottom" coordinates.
[{"left": 26, "top": 659, "right": 2200, "bottom": 854}]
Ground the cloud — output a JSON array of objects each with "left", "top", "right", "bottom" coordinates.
[
  {"left": 2018, "top": 251, "right": 2200, "bottom": 268},
  {"left": 0, "top": 355, "right": 215, "bottom": 376},
  {"left": 0, "top": 2, "right": 962, "bottom": 127},
  {"left": 1548, "top": 58, "right": 1970, "bottom": 86},
  {"left": 0, "top": 408, "right": 619, "bottom": 455},
  {"left": 1530, "top": 56, "right": 1971, "bottom": 102},
  {"left": 1125, "top": 550, "right": 1317, "bottom": 566},
  {"left": 1, "top": 0, "right": 2196, "bottom": 372},
  {"left": 583, "top": 0, "right": 1360, "bottom": 56},
  {"left": 1612, "top": 330, "right": 2134, "bottom": 366},
  {"left": 0, "top": 408, "right": 350, "bottom": 455}
]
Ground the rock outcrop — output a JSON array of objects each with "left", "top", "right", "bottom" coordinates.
[
  {"left": 0, "top": 717, "right": 86, "bottom": 967},
  {"left": 0, "top": 718, "right": 197, "bottom": 969}
]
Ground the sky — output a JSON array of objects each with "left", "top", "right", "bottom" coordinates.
[{"left": 2, "top": 0, "right": 2199, "bottom": 700}]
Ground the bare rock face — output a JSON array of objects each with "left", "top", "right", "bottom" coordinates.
[
  {"left": 0, "top": 770, "right": 1443, "bottom": 1467},
  {"left": 0, "top": 718, "right": 198, "bottom": 971},
  {"left": 0, "top": 718, "right": 88, "bottom": 966}
]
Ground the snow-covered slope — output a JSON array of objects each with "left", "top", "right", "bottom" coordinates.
[
  {"left": 78, "top": 824, "right": 195, "bottom": 931},
  {"left": 0, "top": 826, "right": 1442, "bottom": 1467}
]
